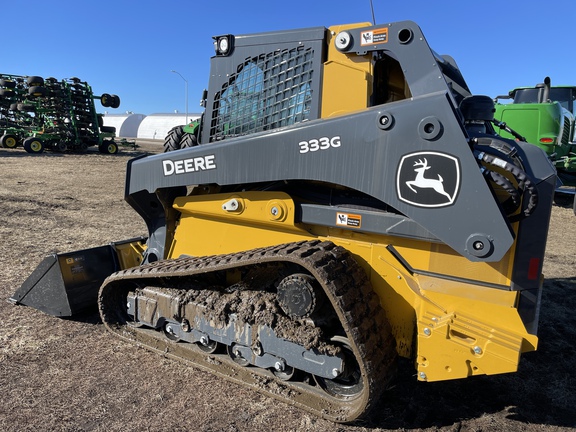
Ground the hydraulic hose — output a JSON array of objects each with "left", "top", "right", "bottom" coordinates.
[{"left": 491, "top": 119, "right": 527, "bottom": 142}]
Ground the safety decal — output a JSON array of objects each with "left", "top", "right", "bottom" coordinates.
[
  {"left": 396, "top": 151, "right": 460, "bottom": 208},
  {"left": 336, "top": 212, "right": 362, "bottom": 228},
  {"left": 65, "top": 256, "right": 84, "bottom": 264},
  {"left": 361, "top": 28, "right": 388, "bottom": 46}
]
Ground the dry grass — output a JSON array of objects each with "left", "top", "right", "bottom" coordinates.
[{"left": 0, "top": 142, "right": 574, "bottom": 432}]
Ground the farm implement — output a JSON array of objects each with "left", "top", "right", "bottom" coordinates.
[{"left": 0, "top": 73, "right": 120, "bottom": 154}]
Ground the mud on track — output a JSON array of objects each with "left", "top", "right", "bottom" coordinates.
[{"left": 0, "top": 142, "right": 575, "bottom": 432}]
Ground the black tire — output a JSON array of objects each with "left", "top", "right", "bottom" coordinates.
[
  {"left": 100, "top": 93, "right": 112, "bottom": 107},
  {"left": 99, "top": 141, "right": 119, "bottom": 155},
  {"left": 163, "top": 125, "right": 184, "bottom": 152},
  {"left": 100, "top": 125, "right": 116, "bottom": 134},
  {"left": 110, "top": 94, "right": 120, "bottom": 109},
  {"left": 23, "top": 137, "right": 45, "bottom": 154},
  {"left": 28, "top": 86, "right": 46, "bottom": 97},
  {"left": 0, "top": 79, "right": 16, "bottom": 88},
  {"left": 0, "top": 88, "right": 15, "bottom": 97},
  {"left": 26, "top": 76, "right": 44, "bottom": 86},
  {"left": 1, "top": 134, "right": 18, "bottom": 149},
  {"left": 180, "top": 133, "right": 198, "bottom": 148},
  {"left": 97, "top": 114, "right": 104, "bottom": 127},
  {"left": 55, "top": 141, "right": 68, "bottom": 152}
]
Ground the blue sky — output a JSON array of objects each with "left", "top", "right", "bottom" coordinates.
[{"left": 5, "top": 0, "right": 575, "bottom": 115}]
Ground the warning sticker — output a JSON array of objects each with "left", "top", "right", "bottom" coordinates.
[
  {"left": 70, "top": 265, "right": 85, "bottom": 275},
  {"left": 360, "top": 28, "right": 388, "bottom": 46},
  {"left": 65, "top": 256, "right": 84, "bottom": 265},
  {"left": 336, "top": 212, "right": 362, "bottom": 228}
]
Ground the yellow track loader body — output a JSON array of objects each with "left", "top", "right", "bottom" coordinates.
[{"left": 12, "top": 21, "right": 556, "bottom": 422}]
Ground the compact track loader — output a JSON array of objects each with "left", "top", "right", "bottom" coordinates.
[{"left": 11, "top": 21, "right": 556, "bottom": 422}]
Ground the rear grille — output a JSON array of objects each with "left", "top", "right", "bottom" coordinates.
[
  {"left": 561, "top": 114, "right": 572, "bottom": 145},
  {"left": 209, "top": 46, "right": 315, "bottom": 141}
]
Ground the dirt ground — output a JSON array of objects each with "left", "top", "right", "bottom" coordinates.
[{"left": 0, "top": 141, "right": 575, "bottom": 432}]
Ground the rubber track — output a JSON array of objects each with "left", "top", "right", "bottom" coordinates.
[{"left": 98, "top": 240, "right": 396, "bottom": 423}]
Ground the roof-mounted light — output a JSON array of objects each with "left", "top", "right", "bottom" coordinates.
[{"left": 213, "top": 35, "right": 234, "bottom": 56}]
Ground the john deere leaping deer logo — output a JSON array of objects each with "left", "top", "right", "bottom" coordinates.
[
  {"left": 406, "top": 158, "right": 452, "bottom": 199},
  {"left": 397, "top": 152, "right": 460, "bottom": 208}
]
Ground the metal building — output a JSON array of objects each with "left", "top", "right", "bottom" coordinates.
[
  {"left": 102, "top": 113, "right": 146, "bottom": 138},
  {"left": 137, "top": 113, "right": 201, "bottom": 140}
]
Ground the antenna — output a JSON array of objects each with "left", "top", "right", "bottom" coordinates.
[{"left": 369, "top": 0, "right": 376, "bottom": 25}]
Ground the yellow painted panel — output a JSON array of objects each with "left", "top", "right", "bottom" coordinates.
[
  {"left": 394, "top": 242, "right": 515, "bottom": 287},
  {"left": 415, "top": 291, "right": 537, "bottom": 381},
  {"left": 170, "top": 192, "right": 309, "bottom": 258},
  {"left": 321, "top": 23, "right": 373, "bottom": 119}
]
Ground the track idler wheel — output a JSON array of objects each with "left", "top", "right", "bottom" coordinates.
[{"left": 314, "top": 336, "right": 363, "bottom": 399}]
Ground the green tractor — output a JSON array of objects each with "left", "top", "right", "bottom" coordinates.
[
  {"left": 494, "top": 77, "right": 576, "bottom": 211},
  {"left": 162, "top": 89, "right": 204, "bottom": 152},
  {"left": 163, "top": 119, "right": 200, "bottom": 152}
]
